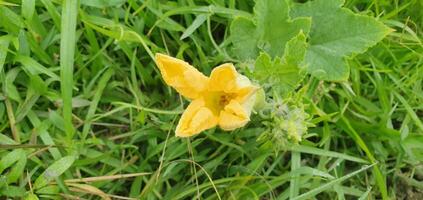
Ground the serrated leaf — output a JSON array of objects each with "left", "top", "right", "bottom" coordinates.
[
  {"left": 231, "top": 0, "right": 311, "bottom": 60},
  {"left": 255, "top": 0, "right": 311, "bottom": 57},
  {"left": 230, "top": 17, "right": 260, "bottom": 60},
  {"left": 291, "top": 0, "right": 392, "bottom": 81},
  {"left": 34, "top": 155, "right": 75, "bottom": 189},
  {"left": 283, "top": 31, "right": 308, "bottom": 67},
  {"left": 254, "top": 32, "right": 307, "bottom": 96}
]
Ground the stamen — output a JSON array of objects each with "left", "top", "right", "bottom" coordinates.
[{"left": 219, "top": 93, "right": 235, "bottom": 107}]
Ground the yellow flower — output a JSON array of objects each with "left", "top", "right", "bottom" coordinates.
[{"left": 155, "top": 53, "right": 259, "bottom": 137}]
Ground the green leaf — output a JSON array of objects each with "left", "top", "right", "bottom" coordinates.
[
  {"left": 291, "top": 0, "right": 392, "bottom": 81},
  {"left": 40, "top": 0, "right": 61, "bottom": 29},
  {"left": 292, "top": 163, "right": 375, "bottom": 200},
  {"left": 0, "top": 149, "right": 27, "bottom": 185},
  {"left": 290, "top": 151, "right": 301, "bottom": 198},
  {"left": 34, "top": 155, "right": 75, "bottom": 190},
  {"left": 0, "top": 6, "right": 25, "bottom": 29},
  {"left": 180, "top": 14, "right": 208, "bottom": 40},
  {"left": 230, "top": 17, "right": 260, "bottom": 60},
  {"left": 25, "top": 193, "right": 39, "bottom": 200},
  {"left": 0, "top": 149, "right": 25, "bottom": 174},
  {"left": 230, "top": 0, "right": 311, "bottom": 60},
  {"left": 29, "top": 74, "right": 48, "bottom": 95},
  {"left": 290, "top": 166, "right": 335, "bottom": 180},
  {"left": 253, "top": 32, "right": 307, "bottom": 96},
  {"left": 80, "top": 0, "right": 126, "bottom": 8},
  {"left": 0, "top": 133, "right": 17, "bottom": 145},
  {"left": 0, "top": 1, "right": 19, "bottom": 6},
  {"left": 288, "top": 145, "right": 368, "bottom": 163},
  {"left": 15, "top": 55, "right": 60, "bottom": 80},
  {"left": 5, "top": 68, "right": 23, "bottom": 102},
  {"left": 0, "top": 185, "right": 26, "bottom": 197},
  {"left": 60, "top": 0, "right": 78, "bottom": 139},
  {"left": 35, "top": 185, "right": 60, "bottom": 195},
  {"left": 18, "top": 30, "right": 30, "bottom": 56},
  {"left": 401, "top": 135, "right": 423, "bottom": 162},
  {"left": 6, "top": 151, "right": 27, "bottom": 183},
  {"left": 0, "top": 35, "right": 12, "bottom": 72},
  {"left": 22, "top": 0, "right": 35, "bottom": 21},
  {"left": 255, "top": 0, "right": 311, "bottom": 58}
]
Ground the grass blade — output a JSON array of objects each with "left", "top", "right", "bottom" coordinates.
[
  {"left": 34, "top": 155, "right": 76, "bottom": 189},
  {"left": 337, "top": 117, "right": 389, "bottom": 200},
  {"left": 292, "top": 164, "right": 375, "bottom": 200},
  {"left": 180, "top": 13, "right": 208, "bottom": 40},
  {"left": 60, "top": 0, "right": 78, "bottom": 139},
  {"left": 289, "top": 151, "right": 301, "bottom": 198},
  {"left": 289, "top": 145, "right": 369, "bottom": 163}
]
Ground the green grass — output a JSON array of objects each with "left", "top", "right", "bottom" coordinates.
[{"left": 0, "top": 0, "right": 422, "bottom": 199}]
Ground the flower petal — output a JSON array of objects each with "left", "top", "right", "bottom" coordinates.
[
  {"left": 235, "top": 85, "right": 258, "bottom": 103},
  {"left": 233, "top": 74, "right": 259, "bottom": 116},
  {"left": 235, "top": 86, "right": 258, "bottom": 116},
  {"left": 218, "top": 100, "right": 249, "bottom": 131},
  {"left": 208, "top": 63, "right": 238, "bottom": 92},
  {"left": 175, "top": 99, "right": 218, "bottom": 137},
  {"left": 155, "top": 53, "right": 208, "bottom": 99}
]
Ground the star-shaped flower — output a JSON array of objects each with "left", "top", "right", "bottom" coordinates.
[{"left": 155, "top": 53, "right": 259, "bottom": 137}]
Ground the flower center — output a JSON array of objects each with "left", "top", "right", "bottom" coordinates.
[
  {"left": 205, "top": 92, "right": 236, "bottom": 114},
  {"left": 219, "top": 94, "right": 232, "bottom": 107}
]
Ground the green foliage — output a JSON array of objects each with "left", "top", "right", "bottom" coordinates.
[
  {"left": 231, "top": 0, "right": 392, "bottom": 81},
  {"left": 254, "top": 31, "right": 307, "bottom": 96},
  {"left": 0, "top": 149, "right": 26, "bottom": 183},
  {"left": 60, "top": 0, "right": 78, "bottom": 139},
  {"left": 34, "top": 155, "right": 76, "bottom": 189},
  {"left": 291, "top": 0, "right": 393, "bottom": 81},
  {"left": 230, "top": 0, "right": 310, "bottom": 60}
]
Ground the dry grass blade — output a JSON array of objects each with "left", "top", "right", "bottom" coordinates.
[
  {"left": 68, "top": 183, "right": 138, "bottom": 200},
  {"left": 64, "top": 172, "right": 152, "bottom": 183},
  {"left": 68, "top": 183, "right": 111, "bottom": 200}
]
